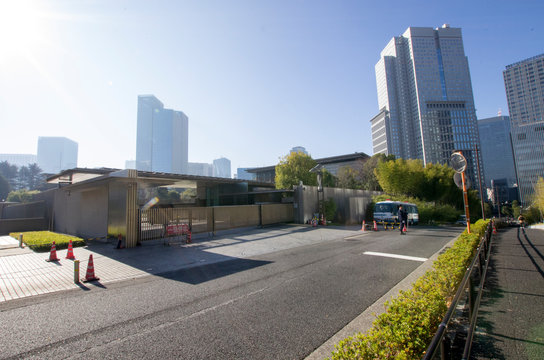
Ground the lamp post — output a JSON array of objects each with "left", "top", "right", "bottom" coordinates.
[{"left": 309, "top": 164, "right": 324, "bottom": 223}]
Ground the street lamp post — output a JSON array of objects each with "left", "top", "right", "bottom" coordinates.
[{"left": 451, "top": 151, "right": 471, "bottom": 234}]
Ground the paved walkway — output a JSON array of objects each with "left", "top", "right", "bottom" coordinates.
[
  {"left": 0, "top": 225, "right": 359, "bottom": 302},
  {"left": 471, "top": 226, "right": 544, "bottom": 360}
]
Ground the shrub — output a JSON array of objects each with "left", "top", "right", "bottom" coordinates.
[
  {"left": 324, "top": 198, "right": 337, "bottom": 222},
  {"left": 330, "top": 219, "right": 489, "bottom": 359},
  {"left": 10, "top": 231, "right": 85, "bottom": 252}
]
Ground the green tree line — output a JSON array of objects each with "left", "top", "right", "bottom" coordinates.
[{"left": 0, "top": 161, "right": 46, "bottom": 201}]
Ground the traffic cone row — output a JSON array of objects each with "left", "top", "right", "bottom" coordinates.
[{"left": 45, "top": 242, "right": 100, "bottom": 282}]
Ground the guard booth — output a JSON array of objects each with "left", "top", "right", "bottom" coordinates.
[{"left": 46, "top": 168, "right": 283, "bottom": 248}]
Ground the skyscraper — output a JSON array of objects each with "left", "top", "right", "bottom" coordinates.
[
  {"left": 372, "top": 25, "right": 483, "bottom": 189},
  {"left": 503, "top": 54, "right": 544, "bottom": 206},
  {"left": 477, "top": 115, "right": 517, "bottom": 189},
  {"left": 136, "top": 95, "right": 188, "bottom": 174},
  {"left": 213, "top": 157, "right": 231, "bottom": 178},
  {"left": 37, "top": 137, "right": 78, "bottom": 174}
]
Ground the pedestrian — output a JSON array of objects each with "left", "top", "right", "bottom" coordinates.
[
  {"left": 398, "top": 205, "right": 407, "bottom": 235},
  {"left": 518, "top": 214, "right": 525, "bottom": 228}
]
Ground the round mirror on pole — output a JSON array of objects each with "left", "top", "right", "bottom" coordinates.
[{"left": 450, "top": 151, "right": 467, "bottom": 173}]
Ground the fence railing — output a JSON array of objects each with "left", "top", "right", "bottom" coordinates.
[
  {"left": 423, "top": 221, "right": 494, "bottom": 360},
  {"left": 138, "top": 204, "right": 294, "bottom": 242}
]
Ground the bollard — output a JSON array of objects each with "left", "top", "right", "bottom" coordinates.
[
  {"left": 19, "top": 233, "right": 23, "bottom": 248},
  {"left": 74, "top": 260, "right": 80, "bottom": 284}
]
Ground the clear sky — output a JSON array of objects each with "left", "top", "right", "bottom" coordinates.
[{"left": 0, "top": 0, "right": 543, "bottom": 175}]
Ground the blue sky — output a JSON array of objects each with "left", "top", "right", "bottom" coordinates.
[{"left": 0, "top": 0, "right": 542, "bottom": 175}]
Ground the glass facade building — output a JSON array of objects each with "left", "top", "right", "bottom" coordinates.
[
  {"left": 372, "top": 25, "right": 483, "bottom": 190},
  {"left": 136, "top": 95, "right": 188, "bottom": 174},
  {"left": 477, "top": 115, "right": 517, "bottom": 188},
  {"left": 213, "top": 157, "right": 231, "bottom": 178},
  {"left": 503, "top": 54, "right": 544, "bottom": 206}
]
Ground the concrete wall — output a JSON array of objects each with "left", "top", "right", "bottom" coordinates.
[
  {"left": 1, "top": 201, "right": 46, "bottom": 219},
  {"left": 53, "top": 186, "right": 108, "bottom": 238},
  {"left": 262, "top": 204, "right": 294, "bottom": 225},
  {"left": 294, "top": 185, "right": 381, "bottom": 225},
  {"left": 0, "top": 218, "right": 48, "bottom": 235}
]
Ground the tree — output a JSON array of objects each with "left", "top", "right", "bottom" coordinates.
[
  {"left": 0, "top": 161, "right": 18, "bottom": 190},
  {"left": 359, "top": 154, "right": 394, "bottom": 191},
  {"left": 374, "top": 158, "right": 426, "bottom": 198},
  {"left": 533, "top": 177, "right": 544, "bottom": 221},
  {"left": 322, "top": 169, "right": 337, "bottom": 188},
  {"left": 512, "top": 200, "right": 521, "bottom": 219},
  {"left": 6, "top": 189, "right": 40, "bottom": 203},
  {"left": 0, "top": 174, "right": 10, "bottom": 200},
  {"left": 337, "top": 166, "right": 361, "bottom": 189},
  {"left": 275, "top": 152, "right": 318, "bottom": 189}
]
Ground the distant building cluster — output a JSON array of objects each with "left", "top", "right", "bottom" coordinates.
[
  {"left": 1, "top": 136, "right": 78, "bottom": 175},
  {"left": 370, "top": 24, "right": 543, "bottom": 207}
]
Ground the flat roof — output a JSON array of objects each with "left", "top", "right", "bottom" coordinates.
[
  {"left": 246, "top": 152, "right": 370, "bottom": 173},
  {"left": 46, "top": 168, "right": 275, "bottom": 187}
]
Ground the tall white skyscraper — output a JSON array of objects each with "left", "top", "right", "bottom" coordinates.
[
  {"left": 503, "top": 54, "right": 544, "bottom": 206},
  {"left": 372, "top": 25, "right": 483, "bottom": 189},
  {"left": 37, "top": 137, "right": 78, "bottom": 174},
  {"left": 136, "top": 95, "right": 188, "bottom": 174},
  {"left": 213, "top": 157, "right": 231, "bottom": 178}
]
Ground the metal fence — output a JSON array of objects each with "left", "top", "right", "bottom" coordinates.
[
  {"left": 423, "top": 221, "right": 494, "bottom": 360},
  {"left": 137, "top": 204, "right": 294, "bottom": 242}
]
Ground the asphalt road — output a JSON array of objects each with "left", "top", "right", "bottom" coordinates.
[{"left": 0, "top": 226, "right": 462, "bottom": 359}]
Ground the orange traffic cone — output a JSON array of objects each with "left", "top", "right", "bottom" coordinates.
[
  {"left": 46, "top": 241, "right": 60, "bottom": 262},
  {"left": 403, "top": 224, "right": 408, "bottom": 233},
  {"left": 373, "top": 220, "right": 378, "bottom": 231},
  {"left": 66, "top": 240, "right": 76, "bottom": 260},
  {"left": 82, "top": 254, "right": 100, "bottom": 282},
  {"left": 361, "top": 220, "right": 366, "bottom": 231}
]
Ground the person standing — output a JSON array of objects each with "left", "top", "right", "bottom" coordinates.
[{"left": 398, "top": 205, "right": 407, "bottom": 235}]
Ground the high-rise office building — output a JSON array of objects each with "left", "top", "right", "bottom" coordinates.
[
  {"left": 477, "top": 115, "right": 517, "bottom": 188},
  {"left": 188, "top": 162, "right": 214, "bottom": 177},
  {"left": 37, "top": 137, "right": 78, "bottom": 174},
  {"left": 213, "top": 157, "right": 231, "bottom": 178},
  {"left": 136, "top": 95, "right": 188, "bottom": 174},
  {"left": 371, "top": 25, "right": 483, "bottom": 190},
  {"left": 290, "top": 146, "right": 308, "bottom": 155},
  {"left": 503, "top": 54, "right": 544, "bottom": 206}
]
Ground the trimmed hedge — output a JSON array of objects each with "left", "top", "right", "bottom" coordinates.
[
  {"left": 330, "top": 219, "right": 489, "bottom": 359},
  {"left": 9, "top": 231, "right": 86, "bottom": 252}
]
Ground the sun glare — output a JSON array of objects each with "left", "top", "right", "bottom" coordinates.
[{"left": 0, "top": 0, "right": 47, "bottom": 62}]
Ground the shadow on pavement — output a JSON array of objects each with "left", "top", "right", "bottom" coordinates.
[{"left": 159, "top": 258, "right": 272, "bottom": 285}]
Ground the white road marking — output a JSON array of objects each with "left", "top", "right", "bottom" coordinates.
[{"left": 363, "top": 251, "right": 427, "bottom": 262}]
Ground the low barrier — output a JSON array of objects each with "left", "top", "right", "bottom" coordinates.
[
  {"left": 137, "top": 204, "right": 294, "bottom": 242},
  {"left": 423, "top": 221, "right": 494, "bottom": 360}
]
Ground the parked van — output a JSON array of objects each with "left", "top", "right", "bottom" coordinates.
[{"left": 374, "top": 200, "right": 419, "bottom": 225}]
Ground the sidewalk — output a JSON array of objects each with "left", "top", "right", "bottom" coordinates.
[
  {"left": 471, "top": 226, "right": 544, "bottom": 359},
  {"left": 0, "top": 225, "right": 359, "bottom": 303}
]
